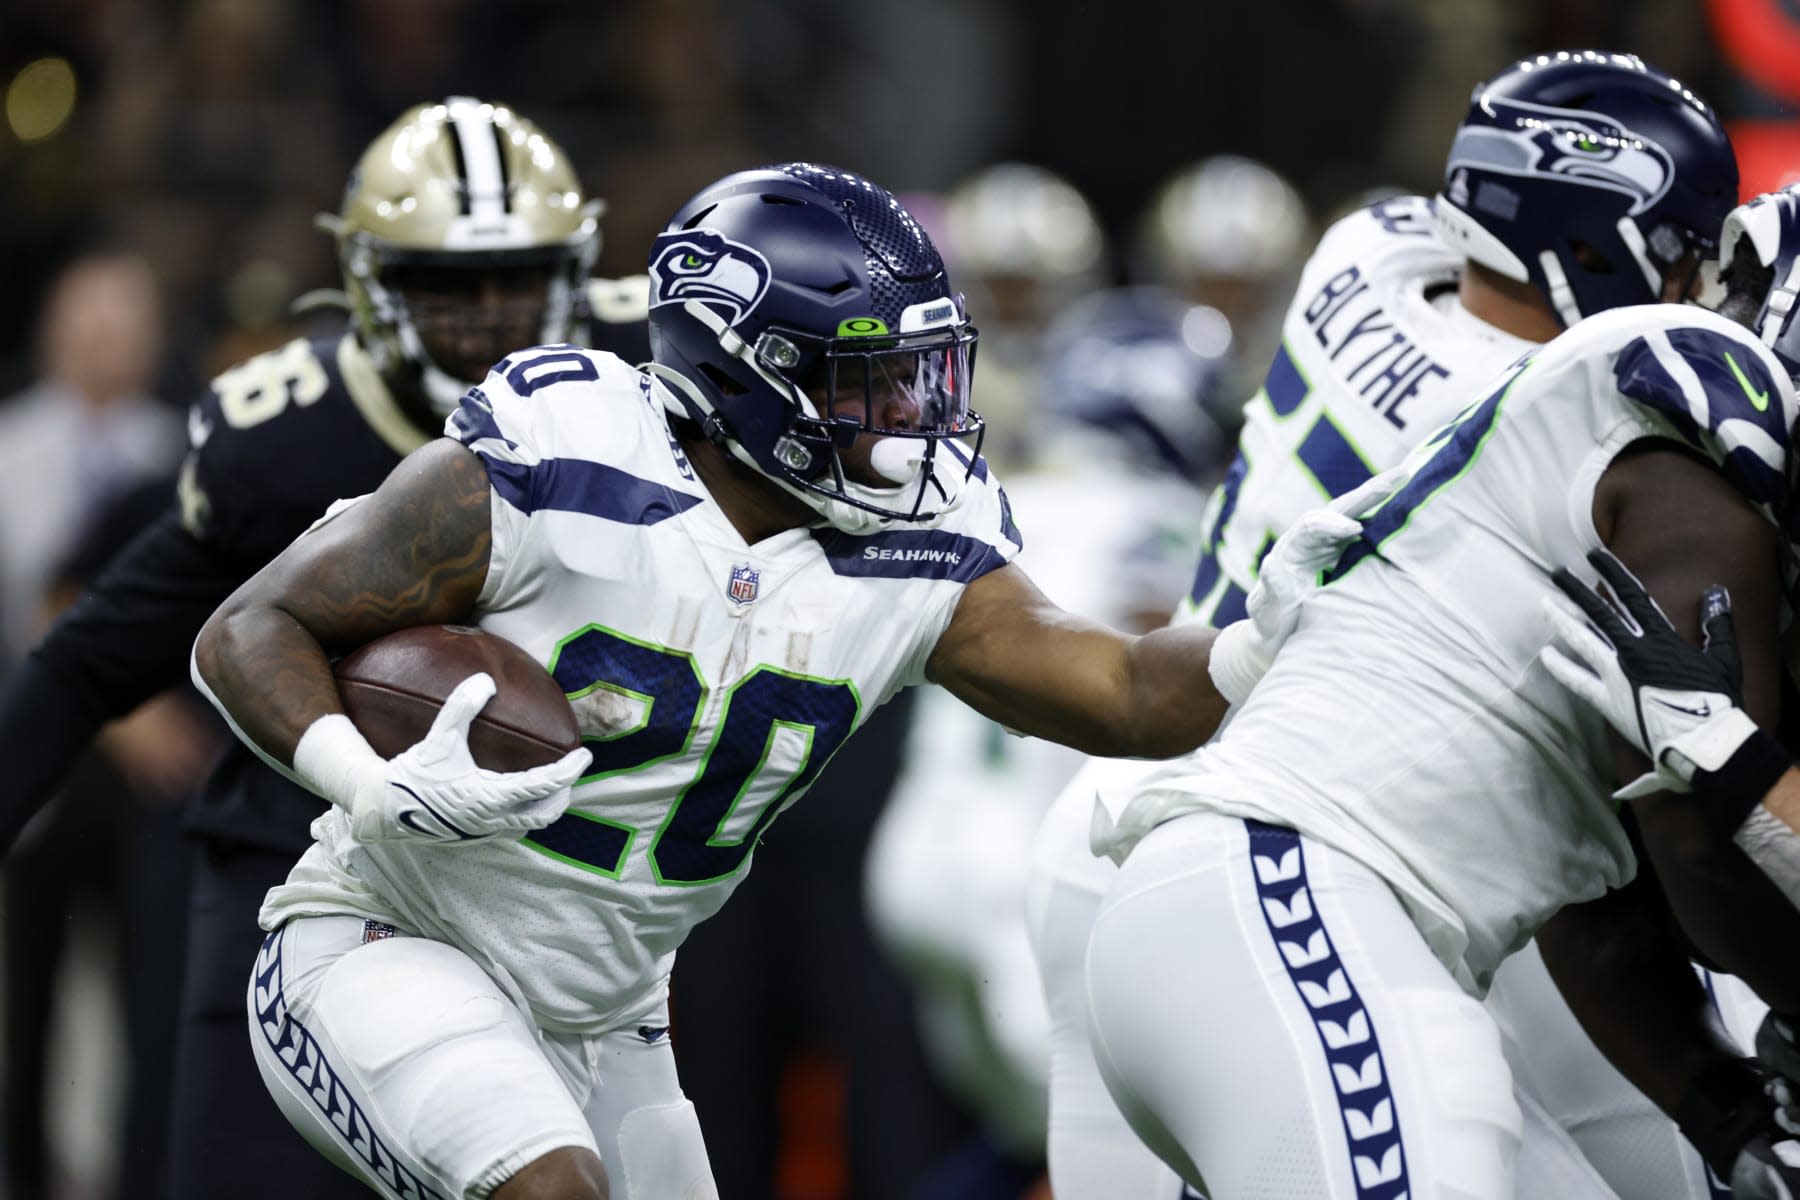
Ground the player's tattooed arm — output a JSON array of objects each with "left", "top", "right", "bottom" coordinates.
[{"left": 193, "top": 439, "right": 492, "bottom": 765}]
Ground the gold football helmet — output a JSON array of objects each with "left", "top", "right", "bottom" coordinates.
[
  {"left": 1135, "top": 156, "right": 1309, "bottom": 287},
  {"left": 942, "top": 162, "right": 1106, "bottom": 331},
  {"left": 319, "top": 97, "right": 602, "bottom": 416}
]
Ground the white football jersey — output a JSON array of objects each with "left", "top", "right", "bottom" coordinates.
[
  {"left": 1036, "top": 199, "right": 1542, "bottom": 902},
  {"left": 1185, "top": 196, "right": 1535, "bottom": 626},
  {"left": 261, "top": 345, "right": 1022, "bottom": 1033},
  {"left": 1095, "top": 303, "right": 1799, "bottom": 994}
]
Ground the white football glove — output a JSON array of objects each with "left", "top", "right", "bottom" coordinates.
[
  {"left": 1208, "top": 471, "right": 1402, "bottom": 706},
  {"left": 1538, "top": 549, "right": 1759, "bottom": 800},
  {"left": 294, "top": 673, "right": 591, "bottom": 845}
]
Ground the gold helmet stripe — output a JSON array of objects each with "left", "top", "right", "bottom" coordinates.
[{"left": 445, "top": 96, "right": 508, "bottom": 219}]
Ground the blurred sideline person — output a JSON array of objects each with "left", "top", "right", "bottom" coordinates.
[
  {"left": 1082, "top": 176, "right": 1800, "bottom": 1200},
  {"left": 939, "top": 163, "right": 1107, "bottom": 472},
  {"left": 0, "top": 97, "right": 637, "bottom": 1199},
  {"left": 1131, "top": 154, "right": 1311, "bottom": 427},
  {"left": 1024, "top": 49, "right": 1749, "bottom": 1199},
  {"left": 0, "top": 253, "right": 185, "bottom": 652},
  {"left": 6, "top": 477, "right": 220, "bottom": 1199},
  {"left": 863, "top": 286, "right": 1230, "bottom": 1196},
  {"left": 190, "top": 163, "right": 1352, "bottom": 1200},
  {"left": 0, "top": 254, "right": 192, "bottom": 1199}
]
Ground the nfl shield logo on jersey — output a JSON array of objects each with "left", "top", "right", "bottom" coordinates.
[{"left": 727, "top": 563, "right": 760, "bottom": 605}]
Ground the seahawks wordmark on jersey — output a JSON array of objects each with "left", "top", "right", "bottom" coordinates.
[
  {"left": 1096, "top": 302, "right": 1798, "bottom": 995},
  {"left": 260, "top": 346, "right": 1021, "bottom": 1033}
]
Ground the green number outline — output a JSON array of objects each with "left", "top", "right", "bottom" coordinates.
[{"left": 531, "top": 634, "right": 862, "bottom": 885}]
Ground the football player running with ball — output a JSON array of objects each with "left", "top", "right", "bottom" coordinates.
[{"left": 191, "top": 163, "right": 1354, "bottom": 1200}]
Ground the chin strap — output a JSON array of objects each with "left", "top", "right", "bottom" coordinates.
[
  {"left": 1537, "top": 251, "right": 1584, "bottom": 327},
  {"left": 420, "top": 362, "right": 474, "bottom": 420}
]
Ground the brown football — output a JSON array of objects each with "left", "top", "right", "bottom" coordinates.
[{"left": 333, "top": 625, "right": 581, "bottom": 772}]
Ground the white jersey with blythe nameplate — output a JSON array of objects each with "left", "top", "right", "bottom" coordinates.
[
  {"left": 1037, "top": 197, "right": 1536, "bottom": 900},
  {"left": 1185, "top": 195, "right": 1535, "bottom": 627},
  {"left": 260, "top": 345, "right": 1022, "bottom": 1034},
  {"left": 1098, "top": 303, "right": 1800, "bottom": 994}
]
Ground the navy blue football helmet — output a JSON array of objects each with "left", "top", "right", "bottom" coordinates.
[
  {"left": 1037, "top": 287, "right": 1231, "bottom": 482},
  {"left": 1720, "top": 184, "right": 1800, "bottom": 378},
  {"left": 645, "top": 163, "right": 982, "bottom": 530},
  {"left": 1435, "top": 50, "right": 1738, "bottom": 327}
]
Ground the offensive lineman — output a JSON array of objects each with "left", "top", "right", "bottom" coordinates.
[
  {"left": 0, "top": 99, "right": 642, "bottom": 1199},
  {"left": 1079, "top": 185, "right": 1800, "bottom": 1198},
  {"left": 191, "top": 163, "right": 1348, "bottom": 1200},
  {"left": 1023, "top": 49, "right": 1748, "bottom": 1199}
]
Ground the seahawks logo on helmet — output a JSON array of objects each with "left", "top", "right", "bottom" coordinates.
[
  {"left": 1451, "top": 97, "right": 1674, "bottom": 215},
  {"left": 648, "top": 230, "right": 773, "bottom": 327}
]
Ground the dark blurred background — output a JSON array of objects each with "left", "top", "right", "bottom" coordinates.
[
  {"left": 5, "top": 0, "right": 1795, "bottom": 404},
  {"left": 2, "top": 2, "right": 1798, "bottom": 1198}
]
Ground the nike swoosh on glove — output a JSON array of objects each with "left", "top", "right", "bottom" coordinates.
[
  {"left": 1538, "top": 548, "right": 1760, "bottom": 800},
  {"left": 296, "top": 672, "right": 591, "bottom": 845},
  {"left": 1208, "top": 470, "right": 1402, "bottom": 706}
]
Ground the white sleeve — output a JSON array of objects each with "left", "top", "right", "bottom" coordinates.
[{"left": 1734, "top": 804, "right": 1800, "bottom": 911}]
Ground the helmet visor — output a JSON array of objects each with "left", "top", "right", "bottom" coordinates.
[
  {"left": 387, "top": 260, "right": 560, "bottom": 384},
  {"left": 808, "top": 326, "right": 977, "bottom": 439}
]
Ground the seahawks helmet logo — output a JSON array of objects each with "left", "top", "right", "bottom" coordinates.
[
  {"left": 1450, "top": 97, "right": 1674, "bottom": 215},
  {"left": 648, "top": 230, "right": 773, "bottom": 326}
]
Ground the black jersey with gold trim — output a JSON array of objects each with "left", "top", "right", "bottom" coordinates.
[{"left": 2, "top": 282, "right": 649, "bottom": 856}]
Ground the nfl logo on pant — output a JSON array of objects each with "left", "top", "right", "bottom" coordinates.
[{"left": 728, "top": 563, "right": 760, "bottom": 605}]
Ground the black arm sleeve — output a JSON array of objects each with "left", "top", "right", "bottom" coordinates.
[{"left": 0, "top": 508, "right": 248, "bottom": 857}]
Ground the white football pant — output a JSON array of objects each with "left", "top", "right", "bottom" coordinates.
[
  {"left": 247, "top": 915, "right": 716, "bottom": 1199},
  {"left": 1083, "top": 813, "right": 1621, "bottom": 1199},
  {"left": 1025, "top": 757, "right": 1189, "bottom": 1199}
]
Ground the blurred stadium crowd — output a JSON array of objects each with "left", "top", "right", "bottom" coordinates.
[{"left": 2, "top": 1, "right": 1797, "bottom": 1198}]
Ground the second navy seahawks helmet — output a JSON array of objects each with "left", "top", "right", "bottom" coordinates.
[
  {"left": 645, "top": 163, "right": 982, "bottom": 531},
  {"left": 1436, "top": 50, "right": 1738, "bottom": 327},
  {"left": 321, "top": 97, "right": 602, "bottom": 417},
  {"left": 1037, "top": 287, "right": 1231, "bottom": 482},
  {"left": 1720, "top": 184, "right": 1800, "bottom": 378}
]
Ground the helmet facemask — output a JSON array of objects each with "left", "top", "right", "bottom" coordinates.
[
  {"left": 343, "top": 233, "right": 596, "bottom": 418},
  {"left": 770, "top": 321, "right": 983, "bottom": 521},
  {"left": 661, "top": 297, "right": 984, "bottom": 528}
]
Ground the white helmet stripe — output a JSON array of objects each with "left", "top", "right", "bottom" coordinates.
[{"left": 446, "top": 96, "right": 507, "bottom": 220}]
